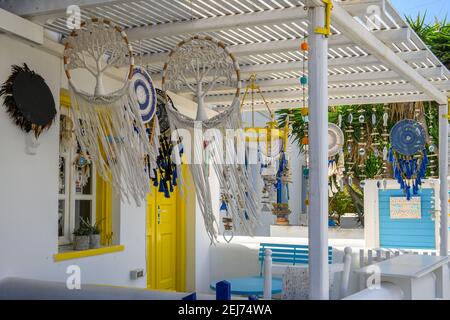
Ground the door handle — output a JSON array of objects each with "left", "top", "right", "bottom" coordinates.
[{"left": 157, "top": 205, "right": 161, "bottom": 225}]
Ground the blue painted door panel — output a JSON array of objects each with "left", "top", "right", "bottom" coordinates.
[{"left": 378, "top": 189, "right": 435, "bottom": 249}]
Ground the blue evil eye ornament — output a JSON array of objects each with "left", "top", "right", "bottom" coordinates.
[
  {"left": 300, "top": 76, "right": 308, "bottom": 85},
  {"left": 130, "top": 66, "right": 157, "bottom": 124},
  {"left": 390, "top": 120, "right": 426, "bottom": 156}
]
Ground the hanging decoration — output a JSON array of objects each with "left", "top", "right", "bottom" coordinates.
[
  {"left": 299, "top": 38, "right": 311, "bottom": 210},
  {"left": 345, "top": 109, "right": 355, "bottom": 186},
  {"left": 130, "top": 66, "right": 157, "bottom": 125},
  {"left": 220, "top": 193, "right": 234, "bottom": 243},
  {"left": 59, "top": 114, "right": 74, "bottom": 153},
  {"left": 357, "top": 107, "right": 367, "bottom": 187},
  {"left": 144, "top": 89, "right": 180, "bottom": 198},
  {"left": 63, "top": 18, "right": 155, "bottom": 206},
  {"left": 380, "top": 105, "right": 390, "bottom": 189},
  {"left": 0, "top": 64, "right": 56, "bottom": 138},
  {"left": 162, "top": 35, "right": 260, "bottom": 243},
  {"left": 388, "top": 119, "right": 428, "bottom": 200},
  {"left": 73, "top": 146, "right": 92, "bottom": 189},
  {"left": 272, "top": 120, "right": 292, "bottom": 226},
  {"left": 328, "top": 123, "right": 345, "bottom": 197}
]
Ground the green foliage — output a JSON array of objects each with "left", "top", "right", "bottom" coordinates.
[
  {"left": 406, "top": 13, "right": 450, "bottom": 69},
  {"left": 329, "top": 190, "right": 357, "bottom": 223},
  {"left": 73, "top": 217, "right": 102, "bottom": 236}
]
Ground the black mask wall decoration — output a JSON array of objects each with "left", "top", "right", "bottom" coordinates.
[{"left": 0, "top": 64, "right": 56, "bottom": 137}]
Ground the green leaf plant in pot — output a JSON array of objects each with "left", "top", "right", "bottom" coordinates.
[
  {"left": 72, "top": 223, "right": 91, "bottom": 251},
  {"left": 80, "top": 217, "right": 103, "bottom": 249}
]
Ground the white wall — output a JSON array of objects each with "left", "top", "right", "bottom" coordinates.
[{"left": 0, "top": 34, "right": 147, "bottom": 288}]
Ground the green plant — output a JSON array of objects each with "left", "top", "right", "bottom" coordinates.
[
  {"left": 406, "top": 13, "right": 450, "bottom": 69},
  {"left": 72, "top": 224, "right": 91, "bottom": 236},
  {"left": 77, "top": 217, "right": 103, "bottom": 236}
]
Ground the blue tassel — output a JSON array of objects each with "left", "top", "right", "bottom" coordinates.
[
  {"left": 388, "top": 148, "right": 394, "bottom": 162},
  {"left": 220, "top": 201, "right": 227, "bottom": 211},
  {"left": 172, "top": 168, "right": 178, "bottom": 187}
]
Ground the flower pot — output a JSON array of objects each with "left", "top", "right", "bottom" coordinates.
[
  {"left": 90, "top": 234, "right": 101, "bottom": 249},
  {"left": 73, "top": 235, "right": 90, "bottom": 251}
]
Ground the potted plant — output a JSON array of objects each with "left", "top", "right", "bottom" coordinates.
[
  {"left": 72, "top": 224, "right": 91, "bottom": 251},
  {"left": 89, "top": 221, "right": 102, "bottom": 249},
  {"left": 80, "top": 218, "right": 102, "bottom": 249}
]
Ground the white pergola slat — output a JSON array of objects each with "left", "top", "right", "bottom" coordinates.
[{"left": 1, "top": 0, "right": 448, "bottom": 108}]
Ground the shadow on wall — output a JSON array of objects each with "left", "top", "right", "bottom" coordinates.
[{"left": 209, "top": 243, "right": 260, "bottom": 283}]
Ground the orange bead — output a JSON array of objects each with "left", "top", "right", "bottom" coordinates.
[
  {"left": 301, "top": 136, "right": 309, "bottom": 145},
  {"left": 301, "top": 42, "right": 308, "bottom": 51}
]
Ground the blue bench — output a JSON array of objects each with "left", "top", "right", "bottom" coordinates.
[{"left": 258, "top": 243, "right": 333, "bottom": 276}]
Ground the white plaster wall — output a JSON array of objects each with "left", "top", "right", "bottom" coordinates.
[{"left": 0, "top": 34, "right": 147, "bottom": 288}]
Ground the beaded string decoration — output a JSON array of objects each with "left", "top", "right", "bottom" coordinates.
[
  {"left": 300, "top": 37, "right": 310, "bottom": 209},
  {"left": 426, "top": 105, "right": 438, "bottom": 178},
  {"left": 345, "top": 109, "right": 355, "bottom": 186},
  {"left": 380, "top": 104, "right": 390, "bottom": 189},
  {"left": 357, "top": 107, "right": 367, "bottom": 187}
]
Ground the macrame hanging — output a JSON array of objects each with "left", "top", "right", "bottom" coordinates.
[
  {"left": 388, "top": 119, "right": 428, "bottom": 200},
  {"left": 162, "top": 35, "right": 260, "bottom": 243},
  {"left": 63, "top": 18, "right": 155, "bottom": 206},
  {"left": 0, "top": 64, "right": 56, "bottom": 137}
]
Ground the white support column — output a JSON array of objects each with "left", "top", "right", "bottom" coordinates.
[
  {"left": 439, "top": 103, "right": 449, "bottom": 256},
  {"left": 307, "top": 3, "right": 329, "bottom": 300}
]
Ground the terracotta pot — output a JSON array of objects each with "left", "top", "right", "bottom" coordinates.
[{"left": 73, "top": 235, "right": 90, "bottom": 251}]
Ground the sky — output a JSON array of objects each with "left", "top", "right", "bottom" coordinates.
[{"left": 391, "top": 0, "right": 449, "bottom": 23}]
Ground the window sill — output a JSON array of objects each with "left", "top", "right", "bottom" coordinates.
[{"left": 53, "top": 245, "right": 125, "bottom": 262}]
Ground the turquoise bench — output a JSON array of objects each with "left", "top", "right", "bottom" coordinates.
[{"left": 258, "top": 243, "right": 333, "bottom": 276}]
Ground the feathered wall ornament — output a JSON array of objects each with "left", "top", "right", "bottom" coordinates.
[{"left": 0, "top": 63, "right": 56, "bottom": 137}]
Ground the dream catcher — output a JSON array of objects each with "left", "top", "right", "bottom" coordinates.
[
  {"left": 388, "top": 119, "right": 428, "bottom": 200},
  {"left": 59, "top": 114, "right": 74, "bottom": 153},
  {"left": 162, "top": 35, "right": 260, "bottom": 243},
  {"left": 0, "top": 64, "right": 56, "bottom": 154},
  {"left": 328, "top": 123, "right": 345, "bottom": 197},
  {"left": 63, "top": 18, "right": 155, "bottom": 206},
  {"left": 73, "top": 148, "right": 92, "bottom": 189}
]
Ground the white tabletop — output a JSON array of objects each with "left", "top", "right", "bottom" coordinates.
[{"left": 357, "top": 255, "right": 450, "bottom": 279}]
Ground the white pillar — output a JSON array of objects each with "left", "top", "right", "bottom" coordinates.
[
  {"left": 307, "top": 4, "right": 329, "bottom": 300},
  {"left": 263, "top": 249, "right": 273, "bottom": 300},
  {"left": 439, "top": 103, "right": 449, "bottom": 256}
]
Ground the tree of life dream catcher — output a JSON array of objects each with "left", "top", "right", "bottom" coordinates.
[
  {"left": 162, "top": 35, "right": 261, "bottom": 243},
  {"left": 63, "top": 18, "right": 158, "bottom": 206}
]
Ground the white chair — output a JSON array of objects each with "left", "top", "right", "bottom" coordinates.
[{"left": 263, "top": 247, "right": 353, "bottom": 300}]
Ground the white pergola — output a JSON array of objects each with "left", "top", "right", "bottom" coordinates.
[{"left": 1, "top": 0, "right": 449, "bottom": 300}]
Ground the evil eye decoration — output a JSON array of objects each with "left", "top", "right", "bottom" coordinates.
[
  {"left": 130, "top": 66, "right": 157, "bottom": 124},
  {"left": 390, "top": 120, "right": 426, "bottom": 156}
]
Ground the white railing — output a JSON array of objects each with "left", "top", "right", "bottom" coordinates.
[{"left": 359, "top": 248, "right": 437, "bottom": 268}]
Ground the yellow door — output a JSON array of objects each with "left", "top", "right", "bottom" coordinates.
[
  {"left": 146, "top": 186, "right": 177, "bottom": 291},
  {"left": 155, "top": 190, "right": 177, "bottom": 290}
]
